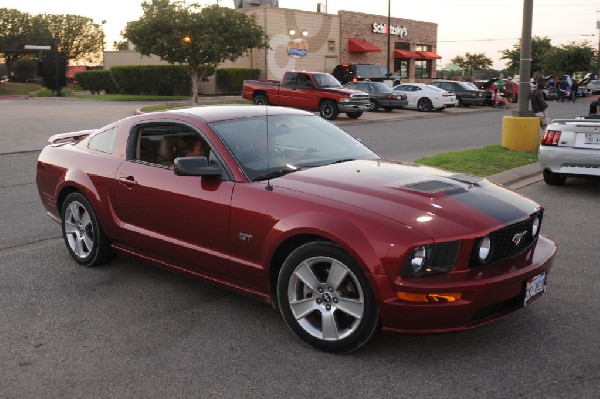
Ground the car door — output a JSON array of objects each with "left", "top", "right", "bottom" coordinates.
[
  {"left": 290, "top": 73, "right": 317, "bottom": 109},
  {"left": 397, "top": 85, "right": 418, "bottom": 107},
  {"left": 109, "top": 121, "right": 234, "bottom": 279}
]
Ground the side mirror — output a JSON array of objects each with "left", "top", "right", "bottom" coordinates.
[{"left": 174, "top": 156, "right": 222, "bottom": 177}]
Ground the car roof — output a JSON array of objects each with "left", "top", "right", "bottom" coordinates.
[{"left": 166, "top": 105, "right": 313, "bottom": 123}]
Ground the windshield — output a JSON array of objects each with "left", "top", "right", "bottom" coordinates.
[
  {"left": 209, "top": 114, "right": 379, "bottom": 181},
  {"left": 313, "top": 73, "right": 343, "bottom": 88},
  {"left": 371, "top": 82, "right": 393, "bottom": 92}
]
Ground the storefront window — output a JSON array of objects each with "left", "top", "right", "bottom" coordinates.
[
  {"left": 394, "top": 59, "right": 408, "bottom": 78},
  {"left": 415, "top": 60, "right": 431, "bottom": 79},
  {"left": 394, "top": 42, "right": 410, "bottom": 50},
  {"left": 415, "top": 44, "right": 432, "bottom": 52}
]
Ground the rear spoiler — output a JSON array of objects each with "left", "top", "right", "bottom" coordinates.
[{"left": 48, "top": 129, "right": 95, "bottom": 144}]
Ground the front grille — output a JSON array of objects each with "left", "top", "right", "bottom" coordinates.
[
  {"left": 350, "top": 94, "right": 369, "bottom": 102},
  {"left": 470, "top": 213, "right": 542, "bottom": 269}
]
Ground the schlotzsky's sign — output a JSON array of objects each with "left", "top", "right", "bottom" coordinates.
[{"left": 372, "top": 22, "right": 407, "bottom": 36}]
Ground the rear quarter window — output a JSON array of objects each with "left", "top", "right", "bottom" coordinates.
[{"left": 88, "top": 127, "right": 118, "bottom": 154}]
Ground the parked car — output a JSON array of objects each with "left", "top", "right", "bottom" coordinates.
[
  {"left": 344, "top": 81, "right": 408, "bottom": 111},
  {"left": 539, "top": 116, "right": 600, "bottom": 185},
  {"left": 586, "top": 80, "right": 600, "bottom": 94},
  {"left": 430, "top": 80, "right": 485, "bottom": 106},
  {"left": 473, "top": 80, "right": 495, "bottom": 106},
  {"left": 242, "top": 71, "right": 370, "bottom": 120},
  {"left": 36, "top": 105, "right": 556, "bottom": 353},
  {"left": 332, "top": 63, "right": 402, "bottom": 86},
  {"left": 392, "top": 83, "right": 457, "bottom": 111}
]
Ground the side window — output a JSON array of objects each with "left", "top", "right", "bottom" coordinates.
[
  {"left": 88, "top": 126, "right": 118, "bottom": 154},
  {"left": 282, "top": 73, "right": 296, "bottom": 87},
  {"left": 296, "top": 74, "right": 312, "bottom": 88},
  {"left": 132, "top": 123, "right": 209, "bottom": 168}
]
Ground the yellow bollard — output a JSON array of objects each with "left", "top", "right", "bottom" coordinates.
[{"left": 501, "top": 116, "right": 540, "bottom": 152}]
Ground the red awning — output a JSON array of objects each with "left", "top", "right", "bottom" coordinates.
[
  {"left": 348, "top": 38, "right": 381, "bottom": 53},
  {"left": 393, "top": 50, "right": 423, "bottom": 59},
  {"left": 417, "top": 51, "right": 442, "bottom": 59}
]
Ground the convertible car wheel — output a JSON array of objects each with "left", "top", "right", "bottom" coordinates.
[
  {"left": 543, "top": 169, "right": 567, "bottom": 186},
  {"left": 417, "top": 98, "right": 433, "bottom": 112},
  {"left": 277, "top": 242, "right": 379, "bottom": 353},
  {"left": 61, "top": 192, "right": 114, "bottom": 266}
]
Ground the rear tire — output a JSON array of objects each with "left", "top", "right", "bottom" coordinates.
[
  {"left": 253, "top": 94, "right": 268, "bottom": 105},
  {"left": 543, "top": 169, "right": 566, "bottom": 186},
  {"left": 61, "top": 192, "right": 114, "bottom": 266}
]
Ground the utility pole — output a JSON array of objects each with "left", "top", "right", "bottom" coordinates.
[
  {"left": 515, "top": 0, "right": 533, "bottom": 116},
  {"left": 386, "top": 0, "right": 391, "bottom": 77}
]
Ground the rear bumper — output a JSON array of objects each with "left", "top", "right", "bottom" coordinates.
[
  {"left": 539, "top": 145, "right": 600, "bottom": 177},
  {"left": 373, "top": 235, "right": 556, "bottom": 333}
]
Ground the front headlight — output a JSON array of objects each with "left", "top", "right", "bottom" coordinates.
[
  {"left": 477, "top": 236, "right": 491, "bottom": 263},
  {"left": 339, "top": 97, "right": 351, "bottom": 103},
  {"left": 531, "top": 215, "right": 540, "bottom": 237},
  {"left": 402, "top": 241, "right": 462, "bottom": 277}
]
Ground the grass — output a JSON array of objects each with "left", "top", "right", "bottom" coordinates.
[
  {"left": 0, "top": 82, "right": 40, "bottom": 95},
  {"left": 139, "top": 99, "right": 251, "bottom": 112},
  {"left": 414, "top": 144, "right": 538, "bottom": 177}
]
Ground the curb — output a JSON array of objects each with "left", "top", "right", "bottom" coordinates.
[{"left": 487, "top": 162, "right": 541, "bottom": 190}]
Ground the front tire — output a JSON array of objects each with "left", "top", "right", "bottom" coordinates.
[
  {"left": 346, "top": 111, "right": 363, "bottom": 119},
  {"left": 368, "top": 99, "right": 379, "bottom": 112},
  {"left": 61, "top": 192, "right": 114, "bottom": 266},
  {"left": 277, "top": 242, "right": 379, "bottom": 353},
  {"left": 543, "top": 169, "right": 566, "bottom": 185},
  {"left": 319, "top": 100, "right": 339, "bottom": 120},
  {"left": 417, "top": 98, "right": 433, "bottom": 112}
]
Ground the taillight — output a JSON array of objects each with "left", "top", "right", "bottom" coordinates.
[{"left": 541, "top": 130, "right": 561, "bottom": 146}]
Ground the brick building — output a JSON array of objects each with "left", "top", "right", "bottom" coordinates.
[{"left": 104, "top": 6, "right": 440, "bottom": 93}]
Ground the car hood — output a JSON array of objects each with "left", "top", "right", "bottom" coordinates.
[{"left": 273, "top": 160, "right": 540, "bottom": 239}]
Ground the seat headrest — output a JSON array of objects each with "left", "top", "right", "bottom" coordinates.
[{"left": 156, "top": 135, "right": 178, "bottom": 164}]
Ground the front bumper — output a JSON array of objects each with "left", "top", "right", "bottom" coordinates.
[
  {"left": 373, "top": 235, "right": 556, "bottom": 333},
  {"left": 539, "top": 145, "right": 600, "bottom": 177},
  {"left": 338, "top": 102, "right": 370, "bottom": 112}
]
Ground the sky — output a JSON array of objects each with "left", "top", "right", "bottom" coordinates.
[{"left": 2, "top": 0, "right": 599, "bottom": 69}]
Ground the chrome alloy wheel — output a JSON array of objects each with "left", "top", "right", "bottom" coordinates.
[
  {"left": 63, "top": 200, "right": 95, "bottom": 259},
  {"left": 286, "top": 256, "right": 365, "bottom": 341}
]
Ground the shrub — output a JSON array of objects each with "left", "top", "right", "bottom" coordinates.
[
  {"left": 110, "top": 65, "right": 190, "bottom": 95},
  {"left": 75, "top": 70, "right": 118, "bottom": 94},
  {"left": 216, "top": 68, "right": 260, "bottom": 94}
]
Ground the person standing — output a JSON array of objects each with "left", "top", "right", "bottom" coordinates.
[
  {"left": 570, "top": 79, "right": 578, "bottom": 103},
  {"left": 504, "top": 77, "right": 514, "bottom": 104},
  {"left": 495, "top": 74, "right": 505, "bottom": 93},
  {"left": 558, "top": 77, "right": 569, "bottom": 102},
  {"left": 531, "top": 77, "right": 549, "bottom": 131}
]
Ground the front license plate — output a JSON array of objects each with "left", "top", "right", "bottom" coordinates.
[
  {"left": 524, "top": 272, "right": 546, "bottom": 305},
  {"left": 584, "top": 133, "right": 600, "bottom": 144}
]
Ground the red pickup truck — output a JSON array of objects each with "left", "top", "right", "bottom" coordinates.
[{"left": 242, "top": 71, "right": 370, "bottom": 120}]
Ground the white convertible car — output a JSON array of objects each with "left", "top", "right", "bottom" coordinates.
[{"left": 538, "top": 116, "right": 600, "bottom": 185}]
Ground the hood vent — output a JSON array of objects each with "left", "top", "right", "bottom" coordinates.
[{"left": 402, "top": 180, "right": 460, "bottom": 194}]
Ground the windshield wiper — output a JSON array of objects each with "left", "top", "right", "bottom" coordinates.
[{"left": 253, "top": 168, "right": 297, "bottom": 181}]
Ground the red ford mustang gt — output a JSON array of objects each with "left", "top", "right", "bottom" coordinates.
[{"left": 36, "top": 105, "right": 556, "bottom": 353}]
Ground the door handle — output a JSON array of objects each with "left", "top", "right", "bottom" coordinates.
[{"left": 118, "top": 176, "right": 138, "bottom": 187}]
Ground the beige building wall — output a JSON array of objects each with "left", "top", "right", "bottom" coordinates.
[
  {"left": 103, "top": 51, "right": 169, "bottom": 69},
  {"left": 242, "top": 8, "right": 339, "bottom": 81}
]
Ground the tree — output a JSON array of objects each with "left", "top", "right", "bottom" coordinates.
[
  {"left": 35, "top": 13, "right": 104, "bottom": 64},
  {"left": 124, "top": 0, "right": 269, "bottom": 104},
  {"left": 1, "top": 8, "right": 104, "bottom": 67},
  {"left": 450, "top": 53, "right": 492, "bottom": 79},
  {"left": 499, "top": 36, "right": 552, "bottom": 75},
  {"left": 113, "top": 40, "right": 130, "bottom": 51},
  {"left": 541, "top": 41, "right": 595, "bottom": 76}
]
